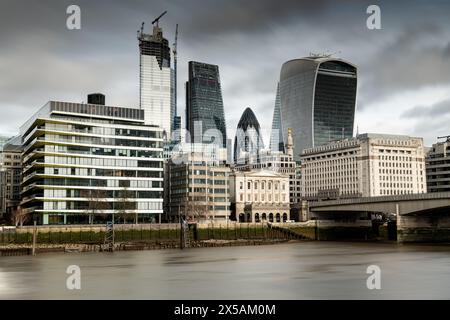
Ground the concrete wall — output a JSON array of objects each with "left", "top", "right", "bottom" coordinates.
[{"left": 398, "top": 214, "right": 450, "bottom": 243}]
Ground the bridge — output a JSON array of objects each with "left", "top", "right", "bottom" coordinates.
[
  {"left": 309, "top": 192, "right": 450, "bottom": 215},
  {"left": 308, "top": 192, "right": 450, "bottom": 243}
]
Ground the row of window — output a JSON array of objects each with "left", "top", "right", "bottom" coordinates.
[
  {"left": 239, "top": 181, "right": 286, "bottom": 191},
  {"left": 238, "top": 193, "right": 287, "bottom": 203}
]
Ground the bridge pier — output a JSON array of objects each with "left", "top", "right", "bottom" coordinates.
[{"left": 397, "top": 213, "right": 450, "bottom": 243}]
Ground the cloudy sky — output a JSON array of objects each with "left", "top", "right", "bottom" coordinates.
[{"left": 1, "top": 0, "right": 450, "bottom": 146}]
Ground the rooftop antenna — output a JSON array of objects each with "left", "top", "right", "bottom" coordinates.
[{"left": 152, "top": 11, "right": 167, "bottom": 27}]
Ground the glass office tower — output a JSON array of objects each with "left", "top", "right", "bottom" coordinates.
[
  {"left": 20, "top": 100, "right": 164, "bottom": 225},
  {"left": 279, "top": 57, "right": 357, "bottom": 160},
  {"left": 234, "top": 108, "right": 264, "bottom": 164},
  {"left": 138, "top": 23, "right": 175, "bottom": 139},
  {"left": 186, "top": 61, "right": 227, "bottom": 148},
  {"left": 269, "top": 83, "right": 285, "bottom": 153}
]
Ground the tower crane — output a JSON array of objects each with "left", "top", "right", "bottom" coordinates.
[{"left": 152, "top": 11, "right": 167, "bottom": 26}]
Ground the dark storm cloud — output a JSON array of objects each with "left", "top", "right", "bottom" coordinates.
[
  {"left": 357, "top": 22, "right": 450, "bottom": 107},
  {"left": 402, "top": 99, "right": 450, "bottom": 119},
  {"left": 1, "top": 0, "right": 450, "bottom": 144}
]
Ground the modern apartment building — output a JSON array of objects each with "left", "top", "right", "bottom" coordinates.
[
  {"left": 301, "top": 133, "right": 427, "bottom": 200},
  {"left": 0, "top": 136, "right": 23, "bottom": 220},
  {"left": 166, "top": 151, "right": 231, "bottom": 222},
  {"left": 230, "top": 170, "right": 290, "bottom": 223},
  {"left": 426, "top": 137, "right": 450, "bottom": 192},
  {"left": 20, "top": 99, "right": 164, "bottom": 225},
  {"left": 279, "top": 56, "right": 357, "bottom": 159}
]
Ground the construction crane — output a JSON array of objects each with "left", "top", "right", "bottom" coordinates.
[
  {"left": 438, "top": 135, "right": 450, "bottom": 142},
  {"left": 173, "top": 24, "right": 179, "bottom": 127},
  {"left": 152, "top": 11, "right": 167, "bottom": 26}
]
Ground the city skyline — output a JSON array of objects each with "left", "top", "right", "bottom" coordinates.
[{"left": 1, "top": 1, "right": 450, "bottom": 147}]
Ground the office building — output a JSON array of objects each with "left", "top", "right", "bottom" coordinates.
[
  {"left": 234, "top": 108, "right": 264, "bottom": 165},
  {"left": 186, "top": 61, "right": 227, "bottom": 148},
  {"left": 20, "top": 98, "right": 164, "bottom": 225},
  {"left": 426, "top": 136, "right": 450, "bottom": 192},
  {"left": 301, "top": 133, "right": 427, "bottom": 200},
  {"left": 0, "top": 136, "right": 23, "bottom": 220},
  {"left": 230, "top": 170, "right": 290, "bottom": 223},
  {"left": 138, "top": 21, "right": 175, "bottom": 139},
  {"left": 279, "top": 56, "right": 357, "bottom": 159},
  {"left": 269, "top": 83, "right": 285, "bottom": 153},
  {"left": 167, "top": 151, "right": 231, "bottom": 222}
]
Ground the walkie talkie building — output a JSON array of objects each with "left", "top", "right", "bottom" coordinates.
[{"left": 279, "top": 57, "right": 357, "bottom": 160}]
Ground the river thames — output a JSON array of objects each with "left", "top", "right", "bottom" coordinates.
[{"left": 1, "top": 241, "right": 450, "bottom": 299}]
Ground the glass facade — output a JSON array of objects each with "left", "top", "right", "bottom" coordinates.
[
  {"left": 138, "top": 25, "right": 174, "bottom": 138},
  {"left": 234, "top": 108, "right": 264, "bottom": 164},
  {"left": 269, "top": 83, "right": 285, "bottom": 153},
  {"left": 21, "top": 101, "right": 164, "bottom": 225},
  {"left": 280, "top": 57, "right": 357, "bottom": 160},
  {"left": 186, "top": 61, "right": 227, "bottom": 148}
]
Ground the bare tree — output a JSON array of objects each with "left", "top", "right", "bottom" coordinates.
[
  {"left": 12, "top": 206, "right": 29, "bottom": 227},
  {"left": 82, "top": 189, "right": 110, "bottom": 224},
  {"left": 182, "top": 197, "right": 208, "bottom": 222},
  {"left": 115, "top": 188, "right": 136, "bottom": 224}
]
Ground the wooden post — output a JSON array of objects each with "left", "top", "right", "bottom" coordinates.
[{"left": 32, "top": 221, "right": 37, "bottom": 256}]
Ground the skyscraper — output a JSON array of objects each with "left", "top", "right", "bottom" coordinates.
[
  {"left": 138, "top": 20, "right": 175, "bottom": 139},
  {"left": 269, "top": 83, "right": 285, "bottom": 153},
  {"left": 186, "top": 61, "right": 227, "bottom": 148},
  {"left": 234, "top": 107, "right": 264, "bottom": 164},
  {"left": 279, "top": 56, "right": 357, "bottom": 159}
]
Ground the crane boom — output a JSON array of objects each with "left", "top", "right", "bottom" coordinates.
[
  {"left": 152, "top": 11, "right": 167, "bottom": 26},
  {"left": 173, "top": 24, "right": 179, "bottom": 128}
]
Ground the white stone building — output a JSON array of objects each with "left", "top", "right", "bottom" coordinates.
[
  {"left": 301, "top": 133, "right": 427, "bottom": 199},
  {"left": 230, "top": 170, "right": 290, "bottom": 223},
  {"left": 234, "top": 129, "right": 301, "bottom": 204}
]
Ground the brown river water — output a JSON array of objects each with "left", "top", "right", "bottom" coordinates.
[{"left": 1, "top": 241, "right": 450, "bottom": 299}]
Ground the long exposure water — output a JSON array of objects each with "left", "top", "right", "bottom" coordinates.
[{"left": 1, "top": 242, "right": 450, "bottom": 299}]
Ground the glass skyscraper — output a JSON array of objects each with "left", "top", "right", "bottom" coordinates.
[
  {"left": 279, "top": 56, "right": 357, "bottom": 160},
  {"left": 138, "top": 23, "right": 175, "bottom": 139},
  {"left": 269, "top": 83, "right": 285, "bottom": 153},
  {"left": 186, "top": 61, "right": 227, "bottom": 148},
  {"left": 234, "top": 108, "right": 264, "bottom": 164}
]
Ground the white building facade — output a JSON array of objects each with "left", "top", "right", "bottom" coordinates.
[
  {"left": 20, "top": 101, "right": 164, "bottom": 225},
  {"left": 301, "top": 133, "right": 427, "bottom": 199},
  {"left": 230, "top": 170, "right": 290, "bottom": 223}
]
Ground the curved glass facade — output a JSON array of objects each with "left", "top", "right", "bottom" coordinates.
[
  {"left": 279, "top": 57, "right": 357, "bottom": 160},
  {"left": 234, "top": 108, "right": 264, "bottom": 164}
]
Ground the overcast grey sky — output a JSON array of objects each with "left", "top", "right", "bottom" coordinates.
[{"left": 1, "top": 0, "right": 450, "bottom": 146}]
